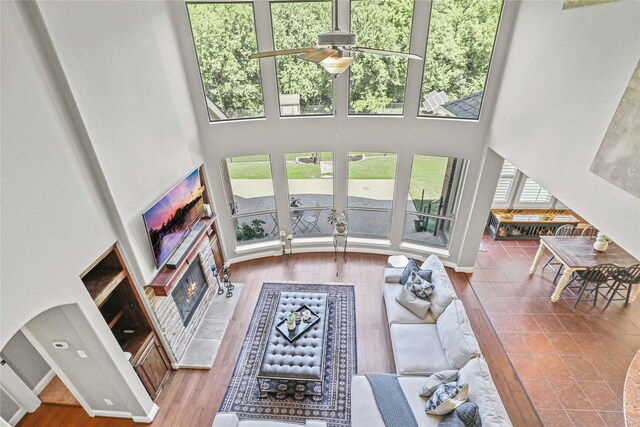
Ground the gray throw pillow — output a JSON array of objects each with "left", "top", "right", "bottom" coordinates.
[
  {"left": 425, "top": 382, "right": 469, "bottom": 415},
  {"left": 400, "top": 258, "right": 433, "bottom": 285},
  {"left": 406, "top": 271, "right": 435, "bottom": 300},
  {"left": 438, "top": 402, "right": 482, "bottom": 427},
  {"left": 395, "top": 286, "right": 431, "bottom": 318},
  {"left": 420, "top": 369, "right": 459, "bottom": 397}
]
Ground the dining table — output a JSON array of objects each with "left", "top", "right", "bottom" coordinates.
[{"left": 529, "top": 236, "right": 640, "bottom": 302}]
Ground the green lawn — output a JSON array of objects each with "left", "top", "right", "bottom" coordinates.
[{"left": 227, "top": 154, "right": 449, "bottom": 207}]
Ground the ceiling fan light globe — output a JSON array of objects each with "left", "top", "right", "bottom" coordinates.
[{"left": 319, "top": 56, "right": 354, "bottom": 75}]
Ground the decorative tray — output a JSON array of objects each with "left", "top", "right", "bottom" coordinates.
[{"left": 275, "top": 304, "right": 321, "bottom": 343}]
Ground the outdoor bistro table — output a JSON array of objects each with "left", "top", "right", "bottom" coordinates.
[{"left": 529, "top": 236, "right": 640, "bottom": 302}]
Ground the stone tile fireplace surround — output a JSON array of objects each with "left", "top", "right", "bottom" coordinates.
[{"left": 144, "top": 239, "right": 217, "bottom": 364}]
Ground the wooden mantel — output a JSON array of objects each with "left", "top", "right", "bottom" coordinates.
[{"left": 148, "top": 215, "right": 217, "bottom": 296}]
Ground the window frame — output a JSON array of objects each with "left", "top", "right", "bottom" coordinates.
[
  {"left": 347, "top": 0, "right": 416, "bottom": 117},
  {"left": 400, "top": 154, "right": 467, "bottom": 249},
  {"left": 347, "top": 152, "right": 399, "bottom": 239},
  {"left": 283, "top": 151, "right": 336, "bottom": 237},
  {"left": 185, "top": 1, "right": 266, "bottom": 123},
  {"left": 417, "top": 0, "right": 504, "bottom": 121},
  {"left": 491, "top": 164, "right": 560, "bottom": 210},
  {"left": 269, "top": 0, "right": 335, "bottom": 118},
  {"left": 220, "top": 154, "right": 280, "bottom": 245}
]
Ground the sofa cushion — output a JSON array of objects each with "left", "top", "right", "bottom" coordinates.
[
  {"left": 420, "top": 255, "right": 456, "bottom": 319},
  {"left": 458, "top": 358, "right": 512, "bottom": 427},
  {"left": 396, "top": 286, "right": 431, "bottom": 318},
  {"left": 438, "top": 402, "right": 482, "bottom": 427},
  {"left": 421, "top": 370, "right": 459, "bottom": 397},
  {"left": 390, "top": 323, "right": 451, "bottom": 375},
  {"left": 384, "top": 284, "right": 436, "bottom": 325},
  {"left": 406, "top": 271, "right": 435, "bottom": 300},
  {"left": 352, "top": 375, "right": 442, "bottom": 427},
  {"left": 426, "top": 382, "right": 469, "bottom": 415},
  {"left": 384, "top": 267, "right": 405, "bottom": 284},
  {"left": 401, "top": 259, "right": 433, "bottom": 285},
  {"left": 437, "top": 300, "right": 481, "bottom": 369}
]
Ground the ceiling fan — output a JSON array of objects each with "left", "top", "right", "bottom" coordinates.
[{"left": 249, "top": 0, "right": 423, "bottom": 76}]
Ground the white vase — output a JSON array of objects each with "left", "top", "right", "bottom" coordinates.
[{"left": 593, "top": 240, "right": 609, "bottom": 252}]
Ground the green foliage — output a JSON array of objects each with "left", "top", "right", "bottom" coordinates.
[
  {"left": 235, "top": 218, "right": 267, "bottom": 241},
  {"left": 421, "top": 0, "right": 503, "bottom": 107},
  {"left": 187, "top": 0, "right": 502, "bottom": 119},
  {"left": 271, "top": 1, "right": 333, "bottom": 113},
  {"left": 187, "top": 3, "right": 264, "bottom": 118},
  {"left": 349, "top": 0, "right": 413, "bottom": 113}
]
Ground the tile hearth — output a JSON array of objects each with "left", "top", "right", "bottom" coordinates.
[{"left": 179, "top": 283, "right": 243, "bottom": 369}]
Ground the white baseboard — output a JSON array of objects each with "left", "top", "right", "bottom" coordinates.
[
  {"left": 132, "top": 403, "right": 160, "bottom": 423},
  {"left": 32, "top": 369, "right": 55, "bottom": 395},
  {"left": 93, "top": 409, "right": 132, "bottom": 419},
  {"left": 8, "top": 408, "right": 26, "bottom": 426}
]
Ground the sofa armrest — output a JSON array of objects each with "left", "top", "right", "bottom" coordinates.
[
  {"left": 384, "top": 268, "right": 404, "bottom": 284},
  {"left": 306, "top": 421, "right": 327, "bottom": 427},
  {"left": 212, "top": 413, "right": 240, "bottom": 427}
]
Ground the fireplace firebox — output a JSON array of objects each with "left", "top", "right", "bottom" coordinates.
[{"left": 172, "top": 257, "right": 208, "bottom": 326}]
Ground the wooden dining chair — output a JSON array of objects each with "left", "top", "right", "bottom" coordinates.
[
  {"left": 604, "top": 263, "right": 640, "bottom": 309},
  {"left": 542, "top": 224, "right": 577, "bottom": 283},
  {"left": 581, "top": 225, "right": 598, "bottom": 237},
  {"left": 562, "top": 263, "right": 620, "bottom": 307}
]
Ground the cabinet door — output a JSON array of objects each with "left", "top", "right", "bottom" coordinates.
[{"left": 135, "top": 337, "right": 170, "bottom": 400}]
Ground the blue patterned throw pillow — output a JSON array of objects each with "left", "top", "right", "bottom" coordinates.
[
  {"left": 425, "top": 382, "right": 469, "bottom": 415},
  {"left": 405, "top": 271, "right": 435, "bottom": 300},
  {"left": 400, "top": 259, "right": 433, "bottom": 285},
  {"left": 438, "top": 402, "right": 482, "bottom": 427}
]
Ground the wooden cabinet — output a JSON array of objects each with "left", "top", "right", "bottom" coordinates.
[
  {"left": 133, "top": 335, "right": 171, "bottom": 400},
  {"left": 81, "top": 244, "right": 171, "bottom": 401}
]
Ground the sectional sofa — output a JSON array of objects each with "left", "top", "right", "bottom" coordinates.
[{"left": 351, "top": 255, "right": 512, "bottom": 427}]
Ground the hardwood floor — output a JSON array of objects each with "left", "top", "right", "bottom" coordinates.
[{"left": 18, "top": 252, "right": 539, "bottom": 427}]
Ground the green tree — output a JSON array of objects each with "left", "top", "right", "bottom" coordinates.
[
  {"left": 271, "top": 1, "right": 333, "bottom": 113},
  {"left": 187, "top": 3, "right": 264, "bottom": 118},
  {"left": 187, "top": 0, "right": 503, "bottom": 119},
  {"left": 421, "top": 0, "right": 503, "bottom": 106},
  {"left": 349, "top": 0, "right": 413, "bottom": 114}
]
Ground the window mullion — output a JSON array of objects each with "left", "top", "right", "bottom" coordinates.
[{"left": 253, "top": 0, "right": 279, "bottom": 118}]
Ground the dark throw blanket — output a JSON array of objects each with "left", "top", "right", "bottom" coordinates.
[{"left": 365, "top": 373, "right": 419, "bottom": 427}]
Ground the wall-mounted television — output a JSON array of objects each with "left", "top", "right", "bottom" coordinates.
[{"left": 143, "top": 168, "right": 205, "bottom": 269}]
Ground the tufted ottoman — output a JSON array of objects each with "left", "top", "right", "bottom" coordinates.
[{"left": 257, "top": 292, "right": 328, "bottom": 398}]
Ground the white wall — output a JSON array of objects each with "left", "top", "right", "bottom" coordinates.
[
  {"left": 1, "top": 1, "right": 158, "bottom": 420},
  {"left": 0, "top": 331, "right": 50, "bottom": 391},
  {"left": 488, "top": 0, "right": 640, "bottom": 257},
  {"left": 36, "top": 1, "right": 199, "bottom": 283},
  {"left": 0, "top": 0, "right": 117, "bottom": 348}
]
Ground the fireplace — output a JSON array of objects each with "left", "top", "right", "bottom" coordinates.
[{"left": 172, "top": 257, "right": 208, "bottom": 326}]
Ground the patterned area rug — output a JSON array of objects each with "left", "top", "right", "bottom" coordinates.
[{"left": 219, "top": 282, "right": 357, "bottom": 427}]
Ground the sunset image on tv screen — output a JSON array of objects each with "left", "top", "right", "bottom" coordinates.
[{"left": 143, "top": 169, "right": 204, "bottom": 267}]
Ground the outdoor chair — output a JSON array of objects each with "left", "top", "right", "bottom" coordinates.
[
  {"left": 542, "top": 224, "right": 577, "bottom": 283},
  {"left": 562, "top": 263, "right": 620, "bottom": 308},
  {"left": 302, "top": 204, "right": 322, "bottom": 234},
  {"left": 604, "top": 263, "right": 640, "bottom": 309}
]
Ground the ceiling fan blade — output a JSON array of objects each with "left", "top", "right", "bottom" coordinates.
[
  {"left": 298, "top": 48, "right": 339, "bottom": 63},
  {"left": 249, "top": 47, "right": 316, "bottom": 59},
  {"left": 344, "top": 46, "right": 423, "bottom": 61}
]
